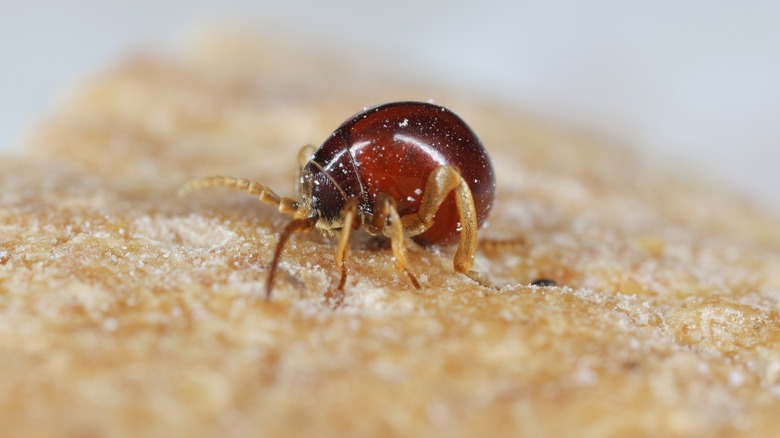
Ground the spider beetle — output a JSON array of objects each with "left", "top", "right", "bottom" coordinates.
[{"left": 180, "top": 101, "right": 496, "bottom": 300}]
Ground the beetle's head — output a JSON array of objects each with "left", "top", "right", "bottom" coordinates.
[{"left": 298, "top": 162, "right": 348, "bottom": 229}]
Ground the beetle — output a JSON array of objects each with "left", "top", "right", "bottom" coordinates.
[{"left": 180, "top": 101, "right": 496, "bottom": 300}]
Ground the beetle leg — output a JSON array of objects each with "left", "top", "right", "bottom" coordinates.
[
  {"left": 400, "top": 166, "right": 459, "bottom": 235},
  {"left": 330, "top": 198, "right": 360, "bottom": 304},
  {"left": 404, "top": 166, "right": 494, "bottom": 288},
  {"left": 179, "top": 176, "right": 309, "bottom": 219},
  {"left": 296, "top": 145, "right": 316, "bottom": 198},
  {"left": 266, "top": 217, "right": 317, "bottom": 301},
  {"left": 371, "top": 193, "right": 420, "bottom": 289},
  {"left": 297, "top": 144, "right": 316, "bottom": 168}
]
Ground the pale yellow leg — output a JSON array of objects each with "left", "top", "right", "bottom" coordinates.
[
  {"left": 296, "top": 145, "right": 316, "bottom": 198},
  {"left": 335, "top": 198, "right": 359, "bottom": 273},
  {"left": 298, "top": 144, "right": 316, "bottom": 168},
  {"left": 373, "top": 194, "right": 420, "bottom": 289},
  {"left": 265, "top": 217, "right": 317, "bottom": 301},
  {"left": 326, "top": 197, "right": 359, "bottom": 304},
  {"left": 400, "top": 166, "right": 459, "bottom": 236},
  {"left": 401, "top": 166, "right": 494, "bottom": 288}
]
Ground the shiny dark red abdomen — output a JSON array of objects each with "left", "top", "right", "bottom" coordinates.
[{"left": 307, "top": 102, "right": 495, "bottom": 245}]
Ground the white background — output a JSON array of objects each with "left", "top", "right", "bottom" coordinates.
[{"left": 2, "top": 1, "right": 779, "bottom": 212}]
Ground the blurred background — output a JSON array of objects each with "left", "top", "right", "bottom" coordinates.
[{"left": 2, "top": 0, "right": 779, "bottom": 212}]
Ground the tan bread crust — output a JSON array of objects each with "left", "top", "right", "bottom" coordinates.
[{"left": 2, "top": 33, "right": 780, "bottom": 437}]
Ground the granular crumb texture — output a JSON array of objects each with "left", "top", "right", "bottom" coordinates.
[{"left": 2, "top": 32, "right": 780, "bottom": 437}]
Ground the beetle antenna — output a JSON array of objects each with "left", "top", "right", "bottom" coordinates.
[
  {"left": 265, "top": 217, "right": 317, "bottom": 301},
  {"left": 179, "top": 176, "right": 301, "bottom": 216}
]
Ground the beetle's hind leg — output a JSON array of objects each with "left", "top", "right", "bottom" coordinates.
[
  {"left": 178, "top": 176, "right": 305, "bottom": 218},
  {"left": 402, "top": 165, "right": 495, "bottom": 289},
  {"left": 371, "top": 193, "right": 421, "bottom": 289}
]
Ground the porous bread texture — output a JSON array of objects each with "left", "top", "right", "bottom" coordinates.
[{"left": 2, "top": 33, "right": 780, "bottom": 437}]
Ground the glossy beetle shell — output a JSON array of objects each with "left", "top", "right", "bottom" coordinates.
[{"left": 303, "top": 101, "right": 495, "bottom": 245}]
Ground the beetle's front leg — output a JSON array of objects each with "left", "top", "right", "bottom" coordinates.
[{"left": 371, "top": 193, "right": 420, "bottom": 289}]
